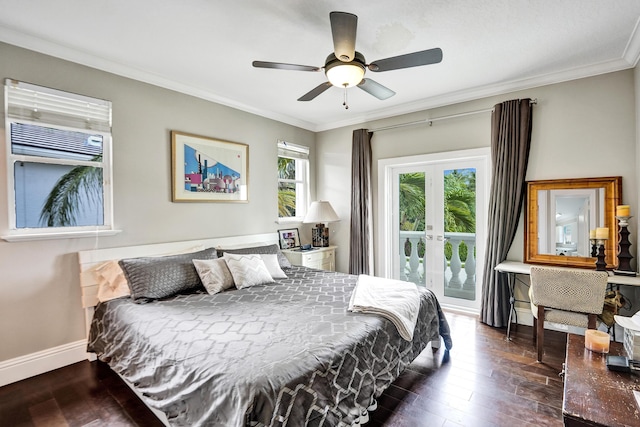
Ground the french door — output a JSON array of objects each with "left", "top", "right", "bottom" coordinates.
[{"left": 378, "top": 148, "right": 489, "bottom": 312}]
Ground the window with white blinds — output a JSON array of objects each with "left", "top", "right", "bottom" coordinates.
[
  {"left": 277, "top": 140, "right": 309, "bottom": 221},
  {"left": 3, "top": 79, "right": 115, "bottom": 240}
]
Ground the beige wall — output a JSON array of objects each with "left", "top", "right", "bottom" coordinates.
[
  {"left": 0, "top": 42, "right": 316, "bottom": 361},
  {"left": 316, "top": 70, "right": 637, "bottom": 276},
  {"left": 0, "top": 40, "right": 637, "bottom": 365}
]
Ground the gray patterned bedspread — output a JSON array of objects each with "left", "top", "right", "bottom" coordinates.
[{"left": 87, "top": 266, "right": 452, "bottom": 427}]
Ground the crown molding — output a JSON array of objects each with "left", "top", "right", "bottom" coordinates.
[
  {"left": 2, "top": 22, "right": 638, "bottom": 134},
  {"left": 0, "top": 25, "right": 317, "bottom": 131},
  {"left": 313, "top": 57, "right": 636, "bottom": 132},
  {"left": 623, "top": 16, "right": 640, "bottom": 67}
]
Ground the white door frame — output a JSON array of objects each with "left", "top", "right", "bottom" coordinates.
[{"left": 377, "top": 148, "right": 491, "bottom": 311}]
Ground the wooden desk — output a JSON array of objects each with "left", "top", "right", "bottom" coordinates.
[{"left": 563, "top": 333, "right": 640, "bottom": 426}]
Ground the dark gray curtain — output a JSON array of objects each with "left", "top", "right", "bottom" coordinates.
[
  {"left": 349, "top": 129, "right": 373, "bottom": 275},
  {"left": 480, "top": 99, "right": 533, "bottom": 327}
]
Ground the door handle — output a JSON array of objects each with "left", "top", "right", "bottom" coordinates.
[
  {"left": 425, "top": 235, "right": 433, "bottom": 240},
  {"left": 436, "top": 235, "right": 445, "bottom": 241}
]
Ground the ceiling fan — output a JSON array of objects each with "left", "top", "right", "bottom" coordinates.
[{"left": 252, "top": 11, "right": 442, "bottom": 108}]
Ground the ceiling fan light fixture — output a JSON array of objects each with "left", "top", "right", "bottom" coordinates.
[
  {"left": 324, "top": 52, "right": 366, "bottom": 88},
  {"left": 326, "top": 63, "right": 365, "bottom": 88}
]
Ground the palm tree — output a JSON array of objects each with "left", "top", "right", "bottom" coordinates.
[
  {"left": 278, "top": 157, "right": 297, "bottom": 217},
  {"left": 443, "top": 169, "right": 475, "bottom": 232},
  {"left": 399, "top": 172, "right": 425, "bottom": 231},
  {"left": 278, "top": 189, "right": 296, "bottom": 217},
  {"left": 399, "top": 169, "right": 476, "bottom": 261},
  {"left": 39, "top": 155, "right": 103, "bottom": 227}
]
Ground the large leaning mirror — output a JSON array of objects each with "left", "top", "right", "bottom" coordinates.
[{"left": 525, "top": 176, "right": 622, "bottom": 269}]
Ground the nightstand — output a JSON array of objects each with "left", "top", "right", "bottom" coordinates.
[{"left": 281, "top": 246, "right": 336, "bottom": 271}]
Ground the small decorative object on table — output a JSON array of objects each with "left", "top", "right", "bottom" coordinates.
[
  {"left": 614, "top": 205, "right": 635, "bottom": 276},
  {"left": 585, "top": 329, "right": 610, "bottom": 354},
  {"left": 595, "top": 227, "right": 608, "bottom": 271}
]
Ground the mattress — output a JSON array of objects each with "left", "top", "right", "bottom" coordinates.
[{"left": 87, "top": 266, "right": 452, "bottom": 426}]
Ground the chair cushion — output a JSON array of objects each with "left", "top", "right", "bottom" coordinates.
[{"left": 545, "top": 309, "right": 599, "bottom": 329}]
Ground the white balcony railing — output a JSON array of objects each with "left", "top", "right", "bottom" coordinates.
[{"left": 399, "top": 230, "right": 476, "bottom": 300}]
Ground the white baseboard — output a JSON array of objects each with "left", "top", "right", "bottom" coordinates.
[{"left": 0, "top": 339, "right": 88, "bottom": 387}]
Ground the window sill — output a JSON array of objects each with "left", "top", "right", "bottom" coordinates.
[
  {"left": 276, "top": 217, "right": 305, "bottom": 225},
  {"left": 1, "top": 229, "right": 122, "bottom": 242}
]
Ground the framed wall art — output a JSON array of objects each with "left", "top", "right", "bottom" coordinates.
[{"left": 171, "top": 131, "right": 249, "bottom": 202}]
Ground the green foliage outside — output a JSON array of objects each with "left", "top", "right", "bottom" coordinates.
[
  {"left": 399, "top": 169, "right": 476, "bottom": 261},
  {"left": 278, "top": 157, "right": 296, "bottom": 217},
  {"left": 40, "top": 155, "right": 103, "bottom": 227}
]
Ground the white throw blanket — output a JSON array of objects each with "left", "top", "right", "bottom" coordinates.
[{"left": 348, "top": 274, "right": 421, "bottom": 341}]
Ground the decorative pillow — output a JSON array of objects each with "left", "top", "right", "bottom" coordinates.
[
  {"left": 119, "top": 247, "right": 217, "bottom": 303},
  {"left": 217, "top": 244, "right": 292, "bottom": 269},
  {"left": 95, "top": 260, "right": 131, "bottom": 302},
  {"left": 93, "top": 244, "right": 206, "bottom": 303},
  {"left": 223, "top": 253, "right": 274, "bottom": 289},
  {"left": 193, "top": 258, "right": 235, "bottom": 295},
  {"left": 260, "top": 254, "right": 287, "bottom": 279}
]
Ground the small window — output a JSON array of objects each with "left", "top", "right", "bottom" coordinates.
[
  {"left": 277, "top": 141, "right": 309, "bottom": 221},
  {"left": 4, "top": 79, "right": 114, "bottom": 240}
]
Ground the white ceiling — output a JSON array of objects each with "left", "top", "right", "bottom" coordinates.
[{"left": 1, "top": 1, "right": 640, "bottom": 132}]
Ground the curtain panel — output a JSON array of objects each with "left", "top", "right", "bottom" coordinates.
[
  {"left": 349, "top": 129, "right": 374, "bottom": 275},
  {"left": 480, "top": 99, "right": 533, "bottom": 327}
]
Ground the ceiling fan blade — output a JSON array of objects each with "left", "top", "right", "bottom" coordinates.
[
  {"left": 252, "top": 61, "right": 320, "bottom": 72},
  {"left": 298, "top": 82, "right": 333, "bottom": 101},
  {"left": 330, "top": 11, "right": 357, "bottom": 62},
  {"left": 368, "top": 48, "right": 443, "bottom": 72},
  {"left": 357, "top": 79, "right": 395, "bottom": 100}
]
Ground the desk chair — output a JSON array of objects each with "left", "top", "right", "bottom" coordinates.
[{"left": 530, "top": 266, "right": 608, "bottom": 362}]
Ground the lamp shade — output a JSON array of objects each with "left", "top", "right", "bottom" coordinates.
[{"left": 303, "top": 201, "right": 340, "bottom": 224}]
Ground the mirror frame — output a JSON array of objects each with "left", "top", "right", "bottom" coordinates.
[{"left": 525, "top": 176, "right": 622, "bottom": 269}]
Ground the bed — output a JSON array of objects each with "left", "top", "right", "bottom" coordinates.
[{"left": 79, "top": 233, "right": 452, "bottom": 427}]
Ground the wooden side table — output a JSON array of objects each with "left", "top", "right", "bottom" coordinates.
[{"left": 563, "top": 333, "right": 640, "bottom": 427}]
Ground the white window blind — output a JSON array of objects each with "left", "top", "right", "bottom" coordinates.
[
  {"left": 5, "top": 79, "right": 111, "bottom": 132},
  {"left": 278, "top": 140, "right": 309, "bottom": 160}
]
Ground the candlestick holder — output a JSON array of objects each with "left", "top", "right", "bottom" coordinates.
[
  {"left": 595, "top": 239, "right": 607, "bottom": 271},
  {"left": 614, "top": 215, "right": 635, "bottom": 276},
  {"left": 590, "top": 238, "right": 597, "bottom": 257}
]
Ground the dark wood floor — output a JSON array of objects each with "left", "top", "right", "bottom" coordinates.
[{"left": 0, "top": 312, "right": 567, "bottom": 427}]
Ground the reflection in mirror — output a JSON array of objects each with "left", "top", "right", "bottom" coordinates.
[
  {"left": 537, "top": 189, "right": 604, "bottom": 257},
  {"left": 525, "top": 177, "right": 622, "bottom": 269}
]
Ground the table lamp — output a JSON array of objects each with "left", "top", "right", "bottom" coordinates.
[{"left": 303, "top": 201, "right": 339, "bottom": 247}]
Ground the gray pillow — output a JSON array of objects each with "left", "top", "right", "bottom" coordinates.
[
  {"left": 119, "top": 247, "right": 217, "bottom": 303},
  {"left": 217, "top": 244, "right": 292, "bottom": 269}
]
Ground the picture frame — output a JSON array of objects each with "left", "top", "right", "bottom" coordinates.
[
  {"left": 171, "top": 131, "right": 249, "bottom": 202},
  {"left": 278, "top": 228, "right": 301, "bottom": 249}
]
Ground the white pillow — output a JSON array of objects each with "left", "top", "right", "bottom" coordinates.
[
  {"left": 193, "top": 258, "right": 235, "bottom": 295},
  {"left": 260, "top": 254, "right": 287, "bottom": 279},
  {"left": 223, "top": 253, "right": 274, "bottom": 289}
]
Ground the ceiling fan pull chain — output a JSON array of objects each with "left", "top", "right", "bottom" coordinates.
[{"left": 343, "top": 85, "right": 349, "bottom": 109}]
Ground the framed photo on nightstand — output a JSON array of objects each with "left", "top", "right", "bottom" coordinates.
[{"left": 278, "top": 228, "right": 300, "bottom": 249}]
